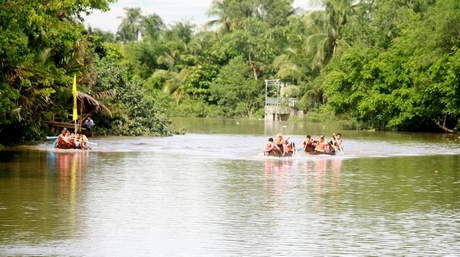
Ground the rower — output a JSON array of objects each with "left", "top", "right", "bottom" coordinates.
[
  {"left": 264, "top": 137, "right": 279, "bottom": 156},
  {"left": 284, "top": 139, "right": 296, "bottom": 156},
  {"left": 314, "top": 135, "right": 329, "bottom": 153},
  {"left": 275, "top": 133, "right": 285, "bottom": 153},
  {"left": 303, "top": 135, "right": 314, "bottom": 152},
  {"left": 335, "top": 133, "right": 344, "bottom": 153}
]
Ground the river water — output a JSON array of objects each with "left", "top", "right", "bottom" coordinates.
[{"left": 1, "top": 118, "right": 459, "bottom": 256}]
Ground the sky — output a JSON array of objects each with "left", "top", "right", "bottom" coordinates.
[{"left": 83, "top": 0, "right": 319, "bottom": 33}]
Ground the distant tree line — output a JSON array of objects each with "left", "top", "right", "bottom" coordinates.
[{"left": 1, "top": 0, "right": 459, "bottom": 145}]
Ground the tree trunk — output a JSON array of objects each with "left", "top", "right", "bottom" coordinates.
[
  {"left": 248, "top": 52, "right": 258, "bottom": 80},
  {"left": 434, "top": 120, "right": 455, "bottom": 133}
]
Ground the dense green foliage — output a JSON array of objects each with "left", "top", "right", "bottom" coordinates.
[
  {"left": 0, "top": 0, "right": 176, "bottom": 146},
  {"left": 90, "top": 55, "right": 174, "bottom": 136},
  {"left": 0, "top": 0, "right": 115, "bottom": 146},
  {"left": 116, "top": 0, "right": 460, "bottom": 132},
  {"left": 320, "top": 0, "right": 460, "bottom": 131},
  {"left": 1, "top": 0, "right": 460, "bottom": 145}
]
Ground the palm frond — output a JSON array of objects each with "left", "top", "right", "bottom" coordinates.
[{"left": 77, "top": 91, "right": 112, "bottom": 117}]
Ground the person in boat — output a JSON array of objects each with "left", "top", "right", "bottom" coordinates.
[
  {"left": 312, "top": 136, "right": 319, "bottom": 149},
  {"left": 303, "top": 135, "right": 314, "bottom": 152},
  {"left": 264, "top": 137, "right": 280, "bottom": 156},
  {"left": 334, "top": 133, "right": 343, "bottom": 153},
  {"left": 328, "top": 133, "right": 339, "bottom": 153},
  {"left": 275, "top": 133, "right": 285, "bottom": 152},
  {"left": 314, "top": 135, "right": 330, "bottom": 153},
  {"left": 329, "top": 133, "right": 336, "bottom": 146},
  {"left": 284, "top": 139, "right": 296, "bottom": 156},
  {"left": 74, "top": 131, "right": 89, "bottom": 150},
  {"left": 68, "top": 131, "right": 76, "bottom": 148},
  {"left": 74, "top": 132, "right": 81, "bottom": 149},
  {"left": 80, "top": 132, "right": 90, "bottom": 150},
  {"left": 56, "top": 128, "right": 72, "bottom": 149}
]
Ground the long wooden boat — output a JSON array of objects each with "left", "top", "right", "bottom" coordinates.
[
  {"left": 47, "top": 136, "right": 97, "bottom": 150},
  {"left": 264, "top": 151, "right": 294, "bottom": 157},
  {"left": 308, "top": 150, "right": 336, "bottom": 156},
  {"left": 304, "top": 143, "right": 339, "bottom": 155},
  {"left": 263, "top": 145, "right": 295, "bottom": 157}
]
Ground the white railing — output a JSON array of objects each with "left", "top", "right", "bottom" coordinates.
[
  {"left": 266, "top": 97, "right": 279, "bottom": 106},
  {"left": 265, "top": 97, "right": 298, "bottom": 107}
]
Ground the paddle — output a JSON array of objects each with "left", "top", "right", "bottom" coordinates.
[
  {"left": 295, "top": 147, "right": 300, "bottom": 156},
  {"left": 328, "top": 141, "right": 343, "bottom": 155},
  {"left": 282, "top": 137, "right": 291, "bottom": 157},
  {"left": 50, "top": 138, "right": 58, "bottom": 149},
  {"left": 290, "top": 141, "right": 300, "bottom": 156}
]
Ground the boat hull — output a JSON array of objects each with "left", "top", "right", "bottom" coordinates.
[
  {"left": 263, "top": 150, "right": 293, "bottom": 157},
  {"left": 308, "top": 150, "right": 336, "bottom": 156}
]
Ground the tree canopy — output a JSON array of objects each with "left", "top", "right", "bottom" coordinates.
[{"left": 2, "top": 0, "right": 460, "bottom": 145}]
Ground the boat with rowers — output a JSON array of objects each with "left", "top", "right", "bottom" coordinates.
[
  {"left": 48, "top": 128, "right": 97, "bottom": 150},
  {"left": 264, "top": 133, "right": 344, "bottom": 157},
  {"left": 303, "top": 134, "right": 344, "bottom": 155},
  {"left": 263, "top": 133, "right": 297, "bottom": 157}
]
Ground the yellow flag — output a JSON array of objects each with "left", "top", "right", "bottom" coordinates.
[{"left": 72, "top": 74, "right": 78, "bottom": 121}]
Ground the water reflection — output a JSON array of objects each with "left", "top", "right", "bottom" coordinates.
[
  {"left": 263, "top": 157, "right": 342, "bottom": 207},
  {"left": 0, "top": 151, "right": 90, "bottom": 246},
  {"left": 51, "top": 151, "right": 88, "bottom": 192},
  {"left": 51, "top": 151, "right": 89, "bottom": 236}
]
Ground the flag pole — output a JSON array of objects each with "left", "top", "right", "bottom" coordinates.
[{"left": 72, "top": 74, "right": 78, "bottom": 133}]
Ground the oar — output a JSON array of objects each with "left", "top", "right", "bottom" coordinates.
[
  {"left": 88, "top": 141, "right": 98, "bottom": 146},
  {"left": 46, "top": 136, "right": 58, "bottom": 139},
  {"left": 50, "top": 138, "right": 58, "bottom": 149},
  {"left": 289, "top": 141, "right": 300, "bottom": 156},
  {"left": 328, "top": 141, "right": 340, "bottom": 154},
  {"left": 295, "top": 147, "right": 301, "bottom": 156},
  {"left": 283, "top": 137, "right": 291, "bottom": 157}
]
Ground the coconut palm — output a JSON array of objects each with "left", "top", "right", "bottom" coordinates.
[
  {"left": 256, "top": 0, "right": 302, "bottom": 26},
  {"left": 304, "top": 0, "right": 356, "bottom": 69},
  {"left": 204, "top": 0, "right": 235, "bottom": 33},
  {"left": 140, "top": 13, "right": 165, "bottom": 40},
  {"left": 154, "top": 39, "right": 193, "bottom": 103},
  {"left": 188, "top": 31, "right": 218, "bottom": 56},
  {"left": 116, "top": 7, "right": 143, "bottom": 42}
]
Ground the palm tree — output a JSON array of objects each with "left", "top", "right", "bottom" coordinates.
[
  {"left": 204, "top": 0, "right": 236, "bottom": 33},
  {"left": 273, "top": 47, "right": 310, "bottom": 82},
  {"left": 116, "top": 7, "right": 143, "bottom": 42},
  {"left": 304, "top": 0, "right": 356, "bottom": 69},
  {"left": 187, "top": 31, "right": 218, "bottom": 56},
  {"left": 140, "top": 13, "right": 165, "bottom": 40},
  {"left": 154, "top": 40, "right": 193, "bottom": 103},
  {"left": 256, "top": 0, "right": 302, "bottom": 26}
]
